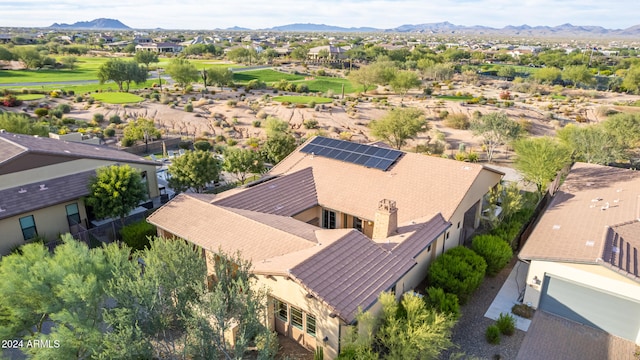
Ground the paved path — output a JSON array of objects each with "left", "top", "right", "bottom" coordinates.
[{"left": 484, "top": 260, "right": 532, "bottom": 331}]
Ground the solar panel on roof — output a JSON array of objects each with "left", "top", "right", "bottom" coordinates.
[{"left": 299, "top": 137, "right": 403, "bottom": 171}]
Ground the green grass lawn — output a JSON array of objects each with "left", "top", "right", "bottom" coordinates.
[
  {"left": 233, "top": 69, "right": 304, "bottom": 84},
  {"left": 90, "top": 92, "right": 145, "bottom": 104},
  {"left": 15, "top": 94, "right": 46, "bottom": 101},
  {"left": 305, "top": 77, "right": 357, "bottom": 94},
  {"left": 551, "top": 95, "right": 567, "bottom": 100},
  {"left": 273, "top": 96, "right": 333, "bottom": 104}
]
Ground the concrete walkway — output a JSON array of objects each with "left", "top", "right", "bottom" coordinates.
[{"left": 484, "top": 260, "right": 532, "bottom": 331}]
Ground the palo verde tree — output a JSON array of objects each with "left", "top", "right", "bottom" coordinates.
[
  {"left": 470, "top": 112, "right": 522, "bottom": 163},
  {"left": 133, "top": 50, "right": 159, "bottom": 72},
  {"left": 205, "top": 67, "right": 234, "bottom": 90},
  {"left": 348, "top": 65, "right": 379, "bottom": 94},
  {"left": 513, "top": 137, "right": 572, "bottom": 194},
  {"left": 370, "top": 107, "right": 428, "bottom": 149},
  {"left": 390, "top": 70, "right": 422, "bottom": 100},
  {"left": 122, "top": 118, "right": 161, "bottom": 148},
  {"left": 97, "top": 59, "right": 148, "bottom": 92},
  {"left": 85, "top": 164, "right": 148, "bottom": 225},
  {"left": 557, "top": 123, "right": 626, "bottom": 165},
  {"left": 165, "top": 58, "right": 200, "bottom": 89},
  {"left": 167, "top": 150, "right": 221, "bottom": 193}
]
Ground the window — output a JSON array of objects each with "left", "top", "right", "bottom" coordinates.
[
  {"left": 306, "top": 314, "right": 316, "bottom": 337},
  {"left": 290, "top": 306, "right": 303, "bottom": 329},
  {"left": 322, "top": 209, "right": 336, "bottom": 229},
  {"left": 353, "top": 216, "right": 363, "bottom": 232},
  {"left": 19, "top": 215, "right": 37, "bottom": 241},
  {"left": 276, "top": 300, "right": 288, "bottom": 322},
  {"left": 427, "top": 244, "right": 432, "bottom": 252},
  {"left": 66, "top": 203, "right": 80, "bottom": 226}
]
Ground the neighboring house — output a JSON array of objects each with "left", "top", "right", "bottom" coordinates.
[
  {"left": 147, "top": 136, "right": 502, "bottom": 358},
  {"left": 0, "top": 131, "right": 159, "bottom": 255},
  {"left": 519, "top": 162, "right": 640, "bottom": 344},
  {"left": 135, "top": 42, "right": 183, "bottom": 53},
  {"left": 307, "top": 45, "right": 351, "bottom": 60}
]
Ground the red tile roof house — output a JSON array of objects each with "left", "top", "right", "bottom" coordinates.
[
  {"left": 147, "top": 136, "right": 503, "bottom": 358},
  {"left": 0, "top": 131, "right": 160, "bottom": 255},
  {"left": 519, "top": 162, "right": 640, "bottom": 344}
]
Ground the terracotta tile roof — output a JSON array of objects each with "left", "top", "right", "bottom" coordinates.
[
  {"left": 0, "top": 170, "right": 95, "bottom": 220},
  {"left": 601, "top": 220, "right": 640, "bottom": 281},
  {"left": 519, "top": 163, "right": 640, "bottom": 265},
  {"left": 213, "top": 168, "right": 318, "bottom": 216},
  {"left": 0, "top": 132, "right": 155, "bottom": 168},
  {"left": 392, "top": 214, "right": 450, "bottom": 260},
  {"left": 271, "top": 139, "right": 500, "bottom": 223},
  {"left": 147, "top": 194, "right": 319, "bottom": 262},
  {"left": 289, "top": 230, "right": 415, "bottom": 323}
]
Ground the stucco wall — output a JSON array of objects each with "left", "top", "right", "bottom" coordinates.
[
  {"left": 0, "top": 200, "right": 87, "bottom": 255},
  {"left": 255, "top": 273, "right": 342, "bottom": 359},
  {"left": 524, "top": 260, "right": 640, "bottom": 310}
]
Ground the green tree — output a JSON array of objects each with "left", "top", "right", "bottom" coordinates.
[
  {"left": 376, "top": 292, "right": 455, "bottom": 360},
  {"left": 226, "top": 47, "right": 257, "bottom": 64},
  {"left": 122, "top": 118, "right": 161, "bottom": 148},
  {"left": 85, "top": 164, "right": 148, "bottom": 224},
  {"left": 562, "top": 65, "right": 595, "bottom": 88},
  {"left": 14, "top": 47, "right": 42, "bottom": 69},
  {"left": 134, "top": 50, "right": 159, "bottom": 71},
  {"left": 532, "top": 67, "right": 562, "bottom": 84},
  {"left": 496, "top": 66, "right": 516, "bottom": 79},
  {"left": 60, "top": 56, "right": 77, "bottom": 69},
  {"left": 223, "top": 147, "right": 265, "bottom": 184},
  {"left": 0, "top": 112, "right": 49, "bottom": 136},
  {"left": 602, "top": 113, "right": 640, "bottom": 150},
  {"left": 206, "top": 67, "right": 234, "bottom": 90},
  {"left": 513, "top": 137, "right": 571, "bottom": 194},
  {"left": 290, "top": 46, "right": 309, "bottom": 61},
  {"left": 165, "top": 58, "right": 199, "bottom": 89},
  {"left": 470, "top": 112, "right": 522, "bottom": 162},
  {"left": 264, "top": 116, "right": 290, "bottom": 137},
  {"left": 348, "top": 65, "right": 379, "bottom": 94},
  {"left": 390, "top": 70, "right": 422, "bottom": 99},
  {"left": 167, "top": 150, "right": 221, "bottom": 193},
  {"left": 0, "top": 46, "right": 14, "bottom": 61},
  {"left": 370, "top": 108, "right": 428, "bottom": 149},
  {"left": 558, "top": 124, "right": 626, "bottom": 165},
  {"left": 97, "top": 59, "right": 147, "bottom": 92},
  {"left": 622, "top": 66, "right": 640, "bottom": 93},
  {"left": 262, "top": 133, "right": 297, "bottom": 164}
]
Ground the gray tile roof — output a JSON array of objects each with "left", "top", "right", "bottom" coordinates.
[
  {"left": 213, "top": 167, "right": 318, "bottom": 216},
  {"left": 0, "top": 170, "right": 95, "bottom": 220},
  {"left": 392, "top": 214, "right": 450, "bottom": 260},
  {"left": 0, "top": 132, "right": 155, "bottom": 168},
  {"left": 290, "top": 230, "right": 415, "bottom": 323},
  {"left": 601, "top": 220, "right": 640, "bottom": 281}
]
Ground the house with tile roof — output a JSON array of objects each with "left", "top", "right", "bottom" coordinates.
[
  {"left": 0, "top": 131, "right": 159, "bottom": 255},
  {"left": 147, "top": 136, "right": 502, "bottom": 358},
  {"left": 519, "top": 162, "right": 640, "bottom": 344}
]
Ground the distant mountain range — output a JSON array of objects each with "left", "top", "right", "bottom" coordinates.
[
  {"left": 49, "top": 18, "right": 130, "bottom": 30},
  {"left": 45, "top": 18, "right": 640, "bottom": 37}
]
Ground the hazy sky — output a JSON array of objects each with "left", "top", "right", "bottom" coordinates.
[{"left": 1, "top": 0, "right": 638, "bottom": 30}]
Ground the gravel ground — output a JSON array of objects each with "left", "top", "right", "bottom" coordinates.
[{"left": 440, "top": 258, "right": 526, "bottom": 360}]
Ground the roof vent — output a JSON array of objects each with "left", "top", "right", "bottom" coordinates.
[
  {"left": 591, "top": 197, "right": 602, "bottom": 202},
  {"left": 585, "top": 241, "right": 595, "bottom": 247},
  {"left": 33, "top": 135, "right": 39, "bottom": 138},
  {"left": 0, "top": 129, "right": 5, "bottom": 133},
  {"left": 0, "top": 206, "right": 5, "bottom": 212},
  {"left": 552, "top": 225, "right": 561, "bottom": 230},
  {"left": 462, "top": 166, "right": 472, "bottom": 170},
  {"left": 18, "top": 188, "right": 27, "bottom": 194},
  {"left": 64, "top": 150, "right": 71, "bottom": 153},
  {"left": 39, "top": 184, "right": 48, "bottom": 190}
]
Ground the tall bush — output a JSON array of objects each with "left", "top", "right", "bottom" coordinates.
[
  {"left": 425, "top": 287, "right": 460, "bottom": 319},
  {"left": 119, "top": 220, "right": 156, "bottom": 251},
  {"left": 428, "top": 246, "right": 487, "bottom": 304},
  {"left": 471, "top": 234, "right": 513, "bottom": 276}
]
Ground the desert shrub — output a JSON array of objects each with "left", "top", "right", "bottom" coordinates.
[
  {"left": 499, "top": 91, "right": 512, "bottom": 100},
  {"left": 490, "top": 220, "right": 523, "bottom": 247},
  {"left": 485, "top": 325, "right": 501, "bottom": 344},
  {"left": 444, "top": 113, "right": 470, "bottom": 129},
  {"left": 50, "top": 109, "right": 64, "bottom": 119},
  {"left": 121, "top": 137, "right": 135, "bottom": 147},
  {"left": 109, "top": 115, "right": 122, "bottom": 124},
  {"left": 215, "top": 135, "right": 226, "bottom": 142},
  {"left": 512, "top": 304, "right": 534, "bottom": 319},
  {"left": 296, "top": 83, "right": 309, "bottom": 93},
  {"left": 103, "top": 128, "right": 116, "bottom": 137},
  {"left": 252, "top": 120, "right": 261, "bottom": 128},
  {"left": 227, "top": 100, "right": 237, "bottom": 107},
  {"left": 246, "top": 137, "right": 260, "bottom": 148},
  {"left": 178, "top": 140, "right": 192, "bottom": 150},
  {"left": 455, "top": 152, "right": 467, "bottom": 161},
  {"left": 246, "top": 79, "right": 267, "bottom": 90},
  {"left": 226, "top": 138, "right": 237, "bottom": 146},
  {"left": 438, "top": 110, "right": 449, "bottom": 120},
  {"left": 120, "top": 220, "right": 156, "bottom": 251},
  {"left": 467, "top": 151, "right": 479, "bottom": 162},
  {"left": 184, "top": 102, "right": 193, "bottom": 112},
  {"left": 496, "top": 313, "right": 516, "bottom": 336},
  {"left": 93, "top": 113, "right": 104, "bottom": 123},
  {"left": 428, "top": 246, "right": 487, "bottom": 304},
  {"left": 471, "top": 234, "right": 513, "bottom": 276},
  {"left": 34, "top": 108, "right": 49, "bottom": 117},
  {"left": 303, "top": 119, "right": 319, "bottom": 129},
  {"left": 56, "top": 103, "right": 71, "bottom": 114},
  {"left": 61, "top": 117, "right": 76, "bottom": 125},
  {"left": 193, "top": 140, "right": 212, "bottom": 152},
  {"left": 425, "top": 287, "right": 460, "bottom": 319}
]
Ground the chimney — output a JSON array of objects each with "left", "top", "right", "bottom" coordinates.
[{"left": 372, "top": 199, "right": 398, "bottom": 240}]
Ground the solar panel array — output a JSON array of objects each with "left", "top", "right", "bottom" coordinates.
[{"left": 300, "top": 137, "right": 403, "bottom": 171}]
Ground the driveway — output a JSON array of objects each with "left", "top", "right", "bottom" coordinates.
[{"left": 516, "top": 311, "right": 638, "bottom": 360}]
